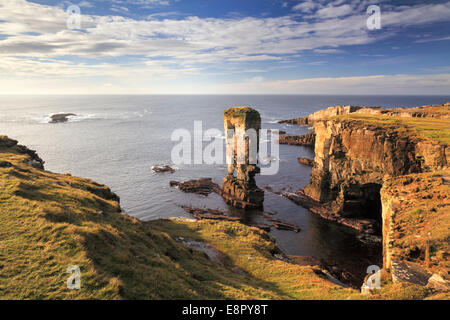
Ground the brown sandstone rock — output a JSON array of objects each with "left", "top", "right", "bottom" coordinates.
[
  {"left": 278, "top": 132, "right": 315, "bottom": 147},
  {"left": 297, "top": 157, "right": 314, "bottom": 166},
  {"left": 222, "top": 107, "right": 264, "bottom": 209}
]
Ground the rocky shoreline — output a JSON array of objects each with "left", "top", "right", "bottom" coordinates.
[
  {"left": 277, "top": 131, "right": 315, "bottom": 147},
  {"left": 165, "top": 103, "right": 449, "bottom": 291},
  {"left": 276, "top": 102, "right": 450, "bottom": 291}
]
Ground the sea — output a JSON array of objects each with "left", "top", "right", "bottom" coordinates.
[{"left": 2, "top": 94, "right": 449, "bottom": 285}]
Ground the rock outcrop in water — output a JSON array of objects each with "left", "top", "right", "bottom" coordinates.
[
  {"left": 297, "top": 157, "right": 314, "bottom": 166},
  {"left": 221, "top": 107, "right": 264, "bottom": 209},
  {"left": 278, "top": 132, "right": 315, "bottom": 147},
  {"left": 49, "top": 113, "right": 76, "bottom": 123}
]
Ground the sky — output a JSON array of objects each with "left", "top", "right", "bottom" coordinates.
[{"left": 0, "top": 0, "right": 450, "bottom": 94}]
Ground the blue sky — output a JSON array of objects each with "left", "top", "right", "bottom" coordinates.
[{"left": 0, "top": 0, "right": 449, "bottom": 94}]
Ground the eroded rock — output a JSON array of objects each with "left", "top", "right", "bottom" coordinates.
[
  {"left": 278, "top": 132, "right": 315, "bottom": 147},
  {"left": 152, "top": 165, "right": 175, "bottom": 173},
  {"left": 298, "top": 157, "right": 314, "bottom": 166},
  {"left": 180, "top": 205, "right": 241, "bottom": 222},
  {"left": 222, "top": 107, "right": 264, "bottom": 209},
  {"left": 49, "top": 113, "right": 76, "bottom": 123},
  {"left": 170, "top": 178, "right": 219, "bottom": 196}
]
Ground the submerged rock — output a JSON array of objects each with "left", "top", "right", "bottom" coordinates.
[
  {"left": 264, "top": 215, "right": 301, "bottom": 232},
  {"left": 180, "top": 205, "right": 241, "bottom": 222}
]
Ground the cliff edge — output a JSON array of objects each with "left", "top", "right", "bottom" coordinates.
[{"left": 282, "top": 103, "right": 449, "bottom": 295}]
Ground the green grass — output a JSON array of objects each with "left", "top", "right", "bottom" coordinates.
[
  {"left": 334, "top": 114, "right": 450, "bottom": 145},
  {"left": 0, "top": 136, "right": 443, "bottom": 299},
  {"left": 0, "top": 136, "right": 356, "bottom": 299},
  {"left": 224, "top": 107, "right": 261, "bottom": 120},
  {"left": 381, "top": 171, "right": 450, "bottom": 278}
]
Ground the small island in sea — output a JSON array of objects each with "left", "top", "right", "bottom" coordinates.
[{"left": 1, "top": 102, "right": 448, "bottom": 299}]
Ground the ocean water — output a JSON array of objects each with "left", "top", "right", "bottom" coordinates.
[{"left": 2, "top": 94, "right": 449, "bottom": 284}]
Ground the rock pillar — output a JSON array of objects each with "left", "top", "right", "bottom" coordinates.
[{"left": 222, "top": 107, "right": 264, "bottom": 209}]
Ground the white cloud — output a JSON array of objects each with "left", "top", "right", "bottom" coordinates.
[
  {"left": 313, "top": 48, "right": 345, "bottom": 54},
  {"left": 111, "top": 5, "right": 130, "bottom": 13},
  {"left": 292, "top": 1, "right": 319, "bottom": 13},
  {"left": 198, "top": 73, "right": 450, "bottom": 95},
  {"left": 0, "top": 1, "right": 450, "bottom": 94},
  {"left": 414, "top": 36, "right": 450, "bottom": 43},
  {"left": 2, "top": 1, "right": 449, "bottom": 63},
  {"left": 79, "top": 1, "right": 94, "bottom": 8},
  {"left": 315, "top": 4, "right": 353, "bottom": 19},
  {"left": 1, "top": 72, "right": 449, "bottom": 95}
]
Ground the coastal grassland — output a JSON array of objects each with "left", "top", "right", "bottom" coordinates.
[
  {"left": 393, "top": 104, "right": 450, "bottom": 118},
  {"left": 0, "top": 136, "right": 441, "bottom": 300},
  {"left": 333, "top": 113, "right": 450, "bottom": 145},
  {"left": 150, "top": 219, "right": 359, "bottom": 300},
  {"left": 0, "top": 136, "right": 356, "bottom": 299}
]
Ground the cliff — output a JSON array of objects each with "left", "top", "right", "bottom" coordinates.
[
  {"left": 304, "top": 117, "right": 448, "bottom": 218},
  {"left": 278, "top": 131, "right": 315, "bottom": 147},
  {"left": 278, "top": 102, "right": 450, "bottom": 125},
  {"left": 287, "top": 103, "right": 450, "bottom": 294}
]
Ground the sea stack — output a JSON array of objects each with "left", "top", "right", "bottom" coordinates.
[{"left": 221, "top": 107, "right": 264, "bottom": 209}]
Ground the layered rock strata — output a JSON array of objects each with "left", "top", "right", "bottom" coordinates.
[
  {"left": 278, "top": 131, "right": 315, "bottom": 147},
  {"left": 222, "top": 107, "right": 264, "bottom": 209}
]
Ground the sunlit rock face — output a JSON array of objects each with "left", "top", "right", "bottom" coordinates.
[{"left": 222, "top": 107, "right": 264, "bottom": 209}]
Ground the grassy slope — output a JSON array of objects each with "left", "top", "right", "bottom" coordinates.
[
  {"left": 0, "top": 136, "right": 440, "bottom": 300},
  {"left": 0, "top": 136, "right": 358, "bottom": 299},
  {"left": 381, "top": 171, "right": 450, "bottom": 274}
]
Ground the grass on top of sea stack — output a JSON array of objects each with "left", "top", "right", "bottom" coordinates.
[
  {"left": 334, "top": 113, "right": 450, "bottom": 145},
  {"left": 224, "top": 106, "right": 261, "bottom": 120}
]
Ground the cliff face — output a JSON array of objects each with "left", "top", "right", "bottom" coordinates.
[
  {"left": 278, "top": 105, "right": 381, "bottom": 125},
  {"left": 304, "top": 119, "right": 448, "bottom": 222},
  {"left": 278, "top": 131, "right": 315, "bottom": 147},
  {"left": 297, "top": 104, "right": 450, "bottom": 292}
]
